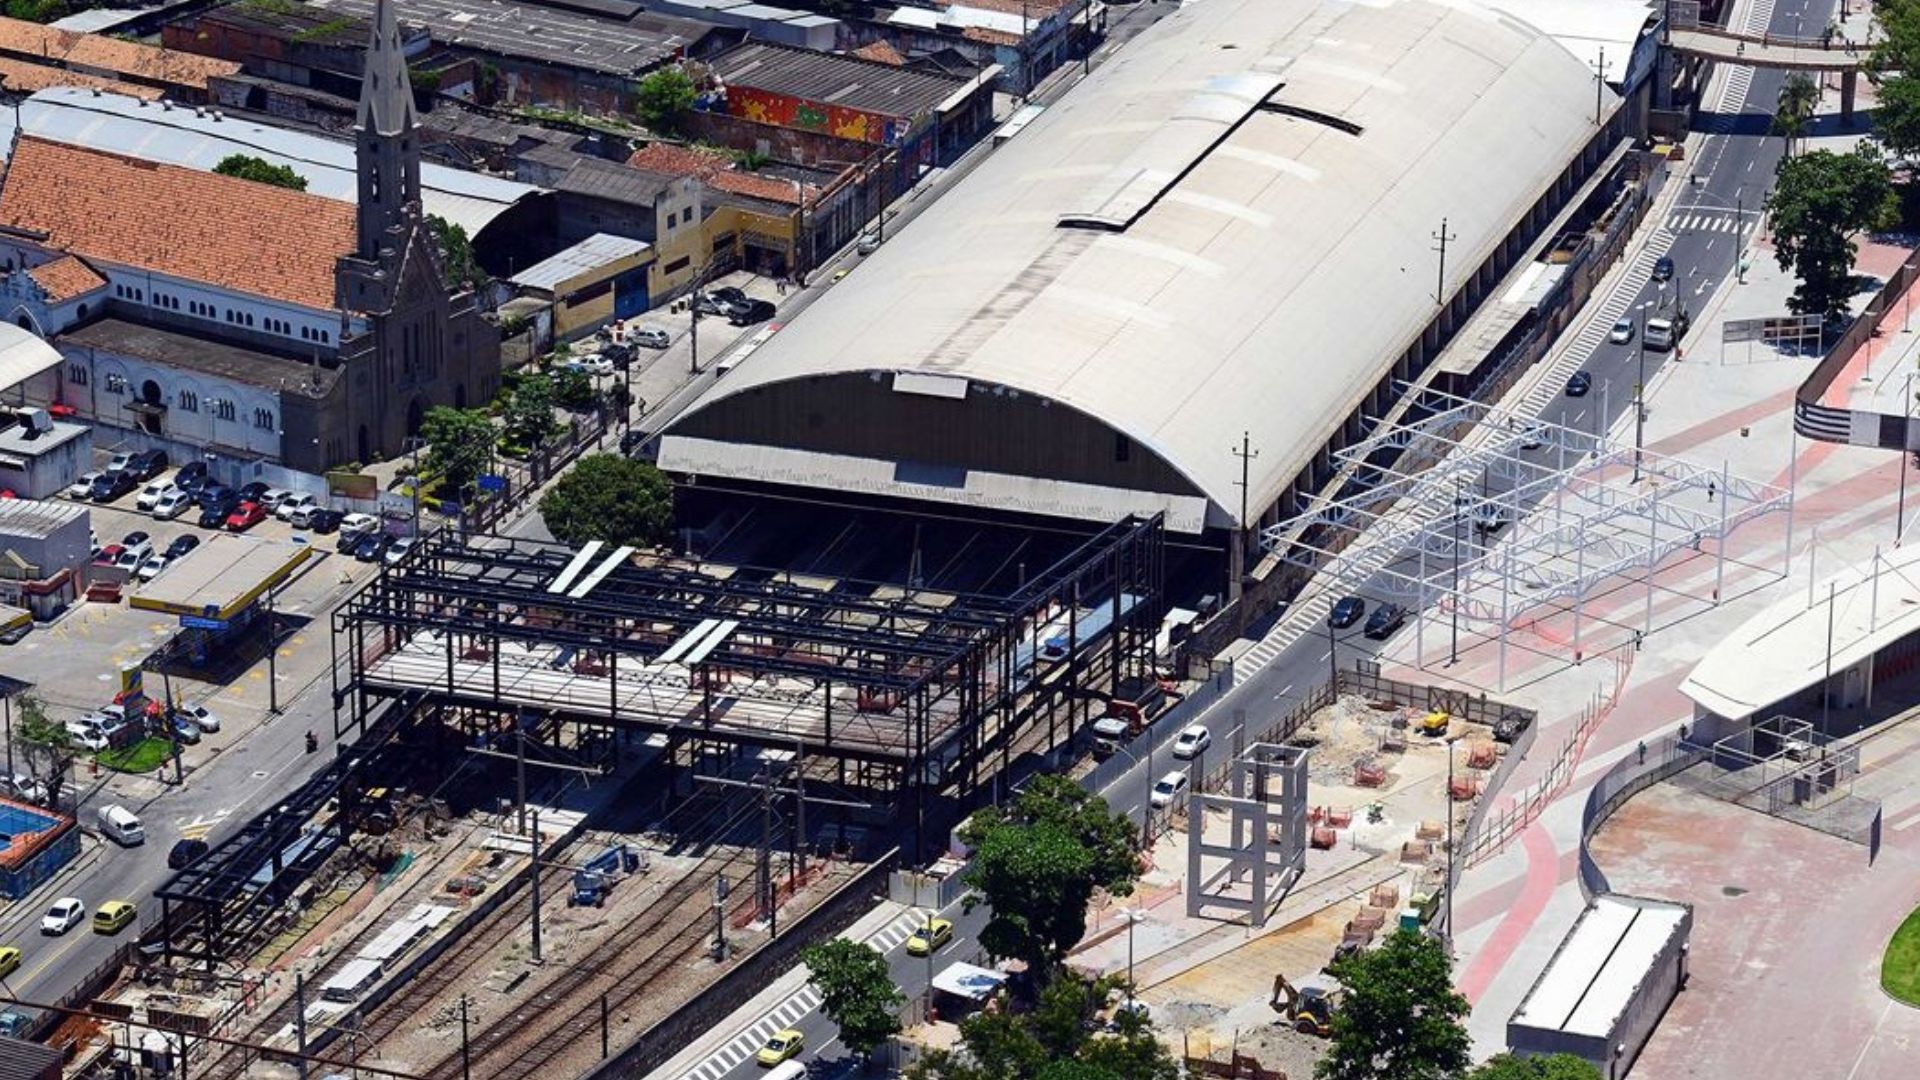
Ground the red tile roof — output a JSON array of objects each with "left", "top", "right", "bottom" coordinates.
[
  {"left": 0, "top": 16, "right": 240, "bottom": 90},
  {"left": 626, "top": 143, "right": 814, "bottom": 207},
  {"left": 25, "top": 255, "right": 108, "bottom": 303},
  {"left": 0, "top": 137, "right": 355, "bottom": 311},
  {"left": 0, "top": 56, "right": 165, "bottom": 100}
]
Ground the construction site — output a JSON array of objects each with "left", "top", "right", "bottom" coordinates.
[{"left": 26, "top": 518, "right": 1169, "bottom": 1078}]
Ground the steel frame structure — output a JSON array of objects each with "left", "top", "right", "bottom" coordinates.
[
  {"left": 1261, "top": 386, "right": 1794, "bottom": 688},
  {"left": 332, "top": 519, "right": 1165, "bottom": 855}
]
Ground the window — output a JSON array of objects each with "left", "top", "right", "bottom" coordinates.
[
  {"left": 178, "top": 390, "right": 198, "bottom": 413},
  {"left": 103, "top": 373, "right": 125, "bottom": 394},
  {"left": 253, "top": 407, "right": 274, "bottom": 430},
  {"left": 663, "top": 255, "right": 690, "bottom": 275},
  {"left": 300, "top": 326, "right": 311, "bottom": 341},
  {"left": 214, "top": 398, "right": 236, "bottom": 422},
  {"left": 67, "top": 364, "right": 87, "bottom": 386},
  {"left": 665, "top": 210, "right": 677, "bottom": 229}
]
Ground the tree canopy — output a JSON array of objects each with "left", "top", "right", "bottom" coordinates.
[
  {"left": 636, "top": 66, "right": 698, "bottom": 135},
  {"left": 906, "top": 971, "right": 1176, "bottom": 1080},
  {"left": 426, "top": 214, "right": 487, "bottom": 293},
  {"left": 420, "top": 405, "right": 498, "bottom": 495},
  {"left": 1465, "top": 1053, "right": 1605, "bottom": 1080},
  {"left": 1766, "top": 146, "right": 1898, "bottom": 318},
  {"left": 502, "top": 374, "right": 560, "bottom": 450},
  {"left": 214, "top": 153, "right": 309, "bottom": 191},
  {"left": 800, "top": 938, "right": 904, "bottom": 1060},
  {"left": 1316, "top": 930, "right": 1471, "bottom": 1080},
  {"left": 537, "top": 453, "right": 674, "bottom": 548},
  {"left": 959, "top": 775, "right": 1139, "bottom": 977},
  {"left": 11, "top": 694, "right": 80, "bottom": 808}
]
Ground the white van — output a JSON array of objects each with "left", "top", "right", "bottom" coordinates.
[
  {"left": 96, "top": 804, "right": 145, "bottom": 846},
  {"left": 762, "top": 1061, "right": 808, "bottom": 1080}
]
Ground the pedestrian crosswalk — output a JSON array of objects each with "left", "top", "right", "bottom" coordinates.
[
  {"left": 675, "top": 908, "right": 928, "bottom": 1080},
  {"left": 1666, "top": 211, "right": 1753, "bottom": 236},
  {"left": 1514, "top": 230, "right": 1674, "bottom": 417}
]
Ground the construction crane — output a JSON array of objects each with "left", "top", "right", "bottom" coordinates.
[{"left": 1270, "top": 973, "right": 1342, "bottom": 1037}]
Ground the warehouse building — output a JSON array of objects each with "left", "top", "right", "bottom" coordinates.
[
  {"left": 660, "top": 0, "right": 1659, "bottom": 604},
  {"left": 1508, "top": 894, "right": 1692, "bottom": 1077}
]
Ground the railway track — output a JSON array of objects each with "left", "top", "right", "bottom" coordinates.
[{"left": 415, "top": 802, "right": 768, "bottom": 1080}]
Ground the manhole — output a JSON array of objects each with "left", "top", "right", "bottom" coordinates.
[{"left": 1721, "top": 885, "right": 1748, "bottom": 897}]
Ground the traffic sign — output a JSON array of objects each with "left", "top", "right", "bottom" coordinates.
[{"left": 478, "top": 474, "right": 508, "bottom": 493}]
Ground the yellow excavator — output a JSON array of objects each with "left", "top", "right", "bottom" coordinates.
[{"left": 1270, "top": 973, "right": 1342, "bottom": 1037}]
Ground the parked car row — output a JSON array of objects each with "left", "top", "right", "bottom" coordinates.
[
  {"left": 693, "top": 285, "right": 777, "bottom": 327},
  {"left": 91, "top": 528, "right": 200, "bottom": 584}
]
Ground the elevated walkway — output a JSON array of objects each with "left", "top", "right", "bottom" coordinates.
[{"left": 1666, "top": 27, "right": 1869, "bottom": 119}]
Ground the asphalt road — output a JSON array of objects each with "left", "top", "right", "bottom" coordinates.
[{"left": 687, "top": 0, "right": 1836, "bottom": 1073}]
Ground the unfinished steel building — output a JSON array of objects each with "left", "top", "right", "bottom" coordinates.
[{"left": 330, "top": 518, "right": 1165, "bottom": 859}]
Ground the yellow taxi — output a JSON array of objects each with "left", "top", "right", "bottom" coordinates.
[
  {"left": 905, "top": 918, "right": 954, "bottom": 957},
  {"left": 755, "top": 1028, "right": 804, "bottom": 1067},
  {"left": 93, "top": 901, "right": 136, "bottom": 935},
  {"left": 0, "top": 945, "right": 21, "bottom": 979}
]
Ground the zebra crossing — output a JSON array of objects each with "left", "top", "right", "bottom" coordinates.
[
  {"left": 1702, "top": 0, "right": 1774, "bottom": 126},
  {"left": 675, "top": 909, "right": 928, "bottom": 1080},
  {"left": 1666, "top": 210, "right": 1753, "bottom": 236}
]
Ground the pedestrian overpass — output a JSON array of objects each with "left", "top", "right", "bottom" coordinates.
[{"left": 1665, "top": 25, "right": 1870, "bottom": 121}]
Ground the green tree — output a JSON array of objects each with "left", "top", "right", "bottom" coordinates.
[
  {"left": 635, "top": 66, "right": 697, "bottom": 134},
  {"left": 960, "top": 775, "right": 1139, "bottom": 978},
  {"left": 502, "top": 374, "right": 560, "bottom": 450},
  {"left": 4, "top": 0, "right": 71, "bottom": 24},
  {"left": 1773, "top": 73, "right": 1821, "bottom": 158},
  {"left": 1767, "top": 146, "right": 1899, "bottom": 317},
  {"left": 213, "top": 153, "right": 309, "bottom": 191},
  {"left": 420, "top": 406, "right": 498, "bottom": 495},
  {"left": 1466, "top": 1053, "right": 1605, "bottom": 1080},
  {"left": 907, "top": 971, "right": 1175, "bottom": 1080},
  {"left": 1317, "top": 930, "right": 1470, "bottom": 1080},
  {"left": 1873, "top": 0, "right": 1920, "bottom": 76},
  {"left": 551, "top": 366, "right": 598, "bottom": 410},
  {"left": 1872, "top": 74, "right": 1920, "bottom": 160},
  {"left": 800, "top": 939, "right": 904, "bottom": 1062},
  {"left": 12, "top": 695, "right": 79, "bottom": 808},
  {"left": 426, "top": 214, "right": 486, "bottom": 292},
  {"left": 537, "top": 454, "right": 674, "bottom": 548}
]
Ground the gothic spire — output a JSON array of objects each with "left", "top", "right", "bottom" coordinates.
[{"left": 358, "top": 0, "right": 417, "bottom": 138}]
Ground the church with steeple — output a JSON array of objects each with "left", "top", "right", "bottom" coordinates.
[{"left": 0, "top": 0, "right": 499, "bottom": 474}]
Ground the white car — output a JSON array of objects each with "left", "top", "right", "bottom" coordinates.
[
  {"left": 338, "top": 512, "right": 379, "bottom": 536},
  {"left": 259, "top": 488, "right": 295, "bottom": 513},
  {"left": 1170, "top": 725, "right": 1212, "bottom": 761},
  {"left": 857, "top": 231, "right": 881, "bottom": 255},
  {"left": 275, "top": 492, "right": 319, "bottom": 521},
  {"left": 152, "top": 489, "right": 194, "bottom": 520},
  {"left": 136, "top": 481, "right": 178, "bottom": 511},
  {"left": 567, "top": 354, "right": 615, "bottom": 377},
  {"left": 630, "top": 326, "right": 671, "bottom": 350},
  {"left": 173, "top": 703, "right": 221, "bottom": 733},
  {"left": 66, "top": 726, "right": 108, "bottom": 752},
  {"left": 137, "top": 556, "right": 168, "bottom": 582},
  {"left": 383, "top": 537, "right": 417, "bottom": 566},
  {"left": 42, "top": 897, "right": 86, "bottom": 935},
  {"left": 1607, "top": 318, "right": 1635, "bottom": 345},
  {"left": 114, "top": 548, "right": 149, "bottom": 575},
  {"left": 105, "top": 451, "right": 134, "bottom": 474},
  {"left": 3, "top": 771, "right": 47, "bottom": 804},
  {"left": 1149, "top": 770, "right": 1190, "bottom": 808},
  {"left": 67, "top": 471, "right": 103, "bottom": 499}
]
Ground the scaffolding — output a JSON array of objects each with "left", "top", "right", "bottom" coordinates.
[
  {"left": 1185, "top": 739, "right": 1309, "bottom": 928},
  {"left": 332, "top": 518, "right": 1166, "bottom": 858},
  {"left": 1260, "top": 387, "right": 1794, "bottom": 688}
]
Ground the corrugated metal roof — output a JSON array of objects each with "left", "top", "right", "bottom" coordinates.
[
  {"left": 712, "top": 40, "right": 969, "bottom": 119},
  {"left": 0, "top": 1036, "right": 62, "bottom": 1080},
  {"left": 511, "top": 233, "right": 652, "bottom": 291},
  {"left": 0, "top": 87, "right": 537, "bottom": 238},
  {"left": 0, "top": 318, "right": 63, "bottom": 391},
  {"left": 669, "top": 0, "right": 1620, "bottom": 526}
]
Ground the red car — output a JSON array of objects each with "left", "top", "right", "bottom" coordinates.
[
  {"left": 225, "top": 500, "right": 267, "bottom": 531},
  {"left": 94, "top": 543, "right": 125, "bottom": 566}
]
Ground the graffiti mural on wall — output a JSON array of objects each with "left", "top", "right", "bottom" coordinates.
[{"left": 728, "top": 87, "right": 910, "bottom": 146}]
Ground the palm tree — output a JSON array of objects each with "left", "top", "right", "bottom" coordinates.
[{"left": 1773, "top": 73, "right": 1820, "bottom": 158}]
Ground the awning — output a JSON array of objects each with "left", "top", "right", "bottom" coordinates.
[
  {"left": 930, "top": 962, "right": 1006, "bottom": 1002},
  {"left": 0, "top": 321, "right": 60, "bottom": 392}
]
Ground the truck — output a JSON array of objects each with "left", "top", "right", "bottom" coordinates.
[
  {"left": 569, "top": 844, "right": 646, "bottom": 907},
  {"left": 1091, "top": 678, "right": 1177, "bottom": 757}
]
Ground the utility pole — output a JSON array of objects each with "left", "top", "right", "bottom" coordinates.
[
  {"left": 1230, "top": 431, "right": 1259, "bottom": 529},
  {"left": 1901, "top": 372, "right": 1914, "bottom": 545},
  {"left": 1822, "top": 581, "right": 1837, "bottom": 735},
  {"left": 265, "top": 585, "right": 279, "bottom": 715},
  {"left": 1432, "top": 218, "right": 1457, "bottom": 308},
  {"left": 712, "top": 874, "right": 729, "bottom": 961},
  {"left": 1593, "top": 47, "right": 1611, "bottom": 126},
  {"left": 458, "top": 995, "right": 472, "bottom": 1080},
  {"left": 294, "top": 972, "right": 310, "bottom": 1080},
  {"left": 1229, "top": 433, "right": 1259, "bottom": 604},
  {"left": 1450, "top": 478, "right": 1463, "bottom": 665},
  {"left": 1445, "top": 737, "right": 1456, "bottom": 940},
  {"left": 530, "top": 808, "right": 543, "bottom": 963},
  {"left": 1326, "top": 612, "right": 1338, "bottom": 684}
]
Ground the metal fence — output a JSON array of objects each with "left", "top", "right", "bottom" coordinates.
[{"left": 1577, "top": 730, "right": 1707, "bottom": 899}]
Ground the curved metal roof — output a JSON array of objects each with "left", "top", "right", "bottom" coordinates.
[{"left": 669, "top": 0, "right": 1615, "bottom": 526}]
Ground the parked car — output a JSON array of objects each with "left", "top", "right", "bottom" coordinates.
[
  {"left": 89, "top": 471, "right": 136, "bottom": 503},
  {"left": 0, "top": 622, "right": 27, "bottom": 646},
  {"left": 67, "top": 727, "right": 107, "bottom": 752},
  {"left": 258, "top": 488, "right": 294, "bottom": 513},
  {"left": 195, "top": 482, "right": 235, "bottom": 508},
  {"left": 1149, "top": 770, "right": 1190, "bottom": 808},
  {"left": 3, "top": 771, "right": 46, "bottom": 804},
  {"left": 164, "top": 534, "right": 201, "bottom": 560},
  {"left": 236, "top": 481, "right": 270, "bottom": 503},
  {"left": 152, "top": 489, "right": 194, "bottom": 520},
  {"left": 128, "top": 449, "right": 168, "bottom": 481},
  {"left": 306, "top": 508, "right": 345, "bottom": 534},
  {"left": 198, "top": 496, "right": 238, "bottom": 529},
  {"left": 168, "top": 716, "right": 202, "bottom": 745},
  {"left": 1608, "top": 318, "right": 1635, "bottom": 345},
  {"left": 66, "top": 471, "right": 103, "bottom": 499},
  {"left": 225, "top": 501, "right": 268, "bottom": 532},
  {"left": 105, "top": 451, "right": 134, "bottom": 475},
  {"left": 728, "top": 299, "right": 777, "bottom": 327},
  {"left": 172, "top": 702, "right": 220, "bottom": 733},
  {"left": 631, "top": 325, "right": 671, "bottom": 350},
  {"left": 566, "top": 354, "right": 615, "bottom": 377},
  {"left": 167, "top": 838, "right": 211, "bottom": 870},
  {"left": 93, "top": 543, "right": 124, "bottom": 567},
  {"left": 383, "top": 537, "right": 417, "bottom": 566},
  {"left": 1170, "top": 724, "right": 1212, "bottom": 760},
  {"left": 1364, "top": 603, "right": 1408, "bottom": 639},
  {"left": 1565, "top": 371, "right": 1592, "bottom": 397},
  {"left": 136, "top": 556, "right": 168, "bottom": 583},
  {"left": 856, "top": 231, "right": 881, "bottom": 255},
  {"left": 354, "top": 532, "right": 395, "bottom": 563},
  {"left": 41, "top": 897, "right": 85, "bottom": 935},
  {"left": 114, "top": 547, "right": 149, "bottom": 575},
  {"left": 173, "top": 460, "right": 209, "bottom": 493},
  {"left": 275, "top": 492, "right": 319, "bottom": 521},
  {"left": 1328, "top": 596, "right": 1366, "bottom": 629}
]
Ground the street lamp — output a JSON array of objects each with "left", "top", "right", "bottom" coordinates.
[{"left": 1450, "top": 477, "right": 1464, "bottom": 665}]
